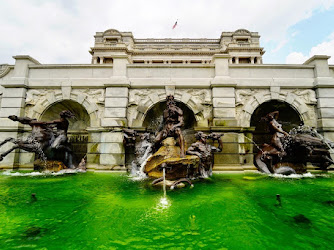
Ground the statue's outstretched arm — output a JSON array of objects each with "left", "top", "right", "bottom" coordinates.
[
  {"left": 8, "top": 115, "right": 35, "bottom": 125},
  {"left": 45, "top": 119, "right": 62, "bottom": 126}
]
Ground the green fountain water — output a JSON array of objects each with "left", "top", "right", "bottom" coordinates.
[{"left": 0, "top": 172, "right": 333, "bottom": 249}]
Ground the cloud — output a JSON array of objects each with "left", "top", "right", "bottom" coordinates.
[
  {"left": 1, "top": 0, "right": 334, "bottom": 64},
  {"left": 285, "top": 52, "right": 309, "bottom": 64},
  {"left": 272, "top": 39, "right": 289, "bottom": 53},
  {"left": 286, "top": 32, "right": 334, "bottom": 64}
]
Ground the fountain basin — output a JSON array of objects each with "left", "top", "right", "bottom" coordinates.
[{"left": 1, "top": 172, "right": 333, "bottom": 249}]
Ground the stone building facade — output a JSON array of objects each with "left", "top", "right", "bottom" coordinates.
[{"left": 0, "top": 29, "right": 333, "bottom": 171}]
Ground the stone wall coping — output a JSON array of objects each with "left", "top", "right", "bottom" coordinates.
[
  {"left": 13, "top": 55, "right": 40, "bottom": 65},
  {"left": 230, "top": 64, "right": 315, "bottom": 69},
  {"left": 25, "top": 63, "right": 315, "bottom": 70},
  {"left": 303, "top": 55, "right": 331, "bottom": 65},
  {"left": 127, "top": 64, "right": 214, "bottom": 68},
  {"left": 28, "top": 64, "right": 113, "bottom": 69}
]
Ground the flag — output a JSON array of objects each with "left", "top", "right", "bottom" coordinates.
[{"left": 172, "top": 20, "right": 178, "bottom": 29}]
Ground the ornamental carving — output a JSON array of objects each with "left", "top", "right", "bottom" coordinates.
[
  {"left": 103, "top": 29, "right": 121, "bottom": 36},
  {"left": 26, "top": 89, "right": 48, "bottom": 105},
  {"left": 233, "top": 29, "right": 251, "bottom": 35},
  {"left": 0, "top": 64, "right": 10, "bottom": 78},
  {"left": 184, "top": 89, "right": 211, "bottom": 104},
  {"left": 82, "top": 89, "right": 105, "bottom": 105},
  {"left": 235, "top": 88, "right": 317, "bottom": 127},
  {"left": 24, "top": 88, "right": 104, "bottom": 122},
  {"left": 235, "top": 89, "right": 258, "bottom": 106},
  {"left": 128, "top": 88, "right": 212, "bottom": 127},
  {"left": 291, "top": 89, "right": 317, "bottom": 104}
]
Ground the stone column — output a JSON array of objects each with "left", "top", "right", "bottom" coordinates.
[
  {"left": 306, "top": 56, "right": 334, "bottom": 145},
  {"left": 251, "top": 57, "right": 255, "bottom": 64},
  {"left": 0, "top": 56, "right": 39, "bottom": 169}
]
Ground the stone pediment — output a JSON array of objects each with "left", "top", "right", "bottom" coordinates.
[
  {"left": 103, "top": 29, "right": 121, "bottom": 37},
  {"left": 233, "top": 29, "right": 251, "bottom": 36}
]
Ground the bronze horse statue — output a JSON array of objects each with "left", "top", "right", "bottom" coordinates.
[
  {"left": 0, "top": 111, "right": 75, "bottom": 168},
  {"left": 254, "top": 112, "right": 334, "bottom": 175}
]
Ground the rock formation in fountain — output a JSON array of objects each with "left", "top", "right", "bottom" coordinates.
[
  {"left": 0, "top": 110, "right": 77, "bottom": 170},
  {"left": 144, "top": 137, "right": 199, "bottom": 180},
  {"left": 255, "top": 111, "right": 334, "bottom": 175}
]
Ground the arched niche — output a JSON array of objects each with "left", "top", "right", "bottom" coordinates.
[
  {"left": 143, "top": 101, "right": 196, "bottom": 131},
  {"left": 250, "top": 100, "right": 302, "bottom": 153},
  {"left": 40, "top": 100, "right": 90, "bottom": 165},
  {"left": 125, "top": 101, "right": 197, "bottom": 167}
]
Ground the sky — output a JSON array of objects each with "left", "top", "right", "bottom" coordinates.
[{"left": 1, "top": 0, "right": 334, "bottom": 65}]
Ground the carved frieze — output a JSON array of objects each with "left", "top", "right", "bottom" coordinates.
[
  {"left": 235, "top": 89, "right": 259, "bottom": 106},
  {"left": 24, "top": 88, "right": 105, "bottom": 120},
  {"left": 291, "top": 89, "right": 317, "bottom": 104},
  {"left": 128, "top": 88, "right": 212, "bottom": 127},
  {"left": 26, "top": 89, "right": 48, "bottom": 105},
  {"left": 0, "top": 64, "right": 10, "bottom": 78},
  {"left": 83, "top": 89, "right": 105, "bottom": 105}
]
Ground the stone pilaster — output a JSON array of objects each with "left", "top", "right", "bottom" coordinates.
[
  {"left": 0, "top": 56, "right": 39, "bottom": 169},
  {"left": 305, "top": 56, "right": 334, "bottom": 130},
  {"left": 211, "top": 54, "right": 237, "bottom": 127},
  {"left": 305, "top": 56, "right": 334, "bottom": 155},
  {"left": 100, "top": 55, "right": 130, "bottom": 167}
]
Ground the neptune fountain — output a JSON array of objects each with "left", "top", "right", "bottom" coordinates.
[
  {"left": 0, "top": 98, "right": 333, "bottom": 178},
  {"left": 125, "top": 95, "right": 224, "bottom": 188}
]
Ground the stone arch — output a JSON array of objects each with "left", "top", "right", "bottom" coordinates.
[
  {"left": 25, "top": 88, "right": 100, "bottom": 127},
  {"left": 40, "top": 100, "right": 91, "bottom": 130},
  {"left": 250, "top": 100, "right": 303, "bottom": 153},
  {"left": 129, "top": 89, "right": 211, "bottom": 127},
  {"left": 142, "top": 100, "right": 197, "bottom": 131},
  {"left": 39, "top": 99, "right": 91, "bottom": 166},
  {"left": 240, "top": 90, "right": 315, "bottom": 127}
]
